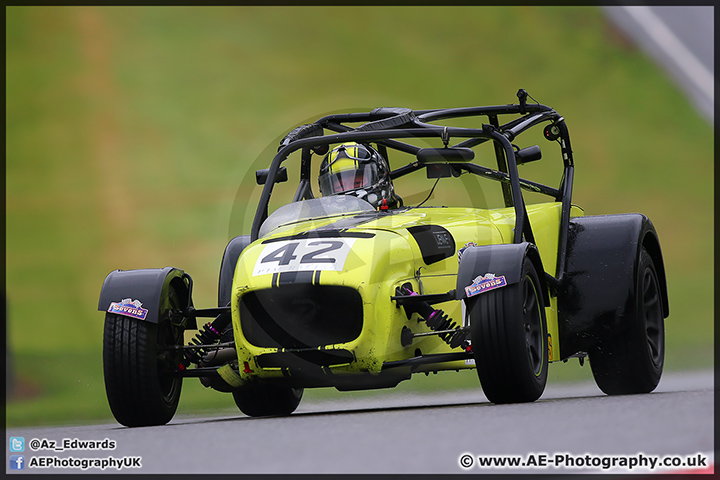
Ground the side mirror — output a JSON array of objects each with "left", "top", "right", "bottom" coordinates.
[
  {"left": 515, "top": 145, "right": 541, "bottom": 165},
  {"left": 256, "top": 167, "right": 288, "bottom": 185}
]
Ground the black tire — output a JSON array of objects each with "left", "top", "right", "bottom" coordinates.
[
  {"left": 232, "top": 381, "right": 303, "bottom": 417},
  {"left": 589, "top": 248, "right": 665, "bottom": 395},
  {"left": 468, "top": 256, "right": 548, "bottom": 404},
  {"left": 103, "top": 287, "right": 184, "bottom": 427}
]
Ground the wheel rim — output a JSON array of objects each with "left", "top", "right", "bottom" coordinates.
[
  {"left": 156, "top": 289, "right": 184, "bottom": 404},
  {"left": 522, "top": 275, "right": 544, "bottom": 376},
  {"left": 156, "top": 322, "right": 183, "bottom": 403},
  {"left": 641, "top": 266, "right": 663, "bottom": 367}
]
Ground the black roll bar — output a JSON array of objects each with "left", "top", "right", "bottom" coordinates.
[
  {"left": 248, "top": 99, "right": 576, "bottom": 282},
  {"left": 250, "top": 125, "right": 533, "bottom": 244}
]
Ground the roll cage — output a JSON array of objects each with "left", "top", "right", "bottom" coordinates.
[{"left": 251, "top": 89, "right": 575, "bottom": 286}]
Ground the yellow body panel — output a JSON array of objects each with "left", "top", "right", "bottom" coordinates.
[{"left": 231, "top": 202, "right": 581, "bottom": 381}]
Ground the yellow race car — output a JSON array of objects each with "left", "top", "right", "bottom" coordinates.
[{"left": 99, "top": 90, "right": 669, "bottom": 427}]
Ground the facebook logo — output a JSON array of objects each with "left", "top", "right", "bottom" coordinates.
[
  {"left": 9, "top": 437, "right": 25, "bottom": 452},
  {"left": 10, "top": 455, "right": 25, "bottom": 470}
]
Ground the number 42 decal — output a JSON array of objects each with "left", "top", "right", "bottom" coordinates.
[{"left": 252, "top": 238, "right": 357, "bottom": 276}]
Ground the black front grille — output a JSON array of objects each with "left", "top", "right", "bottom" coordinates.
[
  {"left": 240, "top": 285, "right": 363, "bottom": 349},
  {"left": 256, "top": 349, "right": 355, "bottom": 369}
]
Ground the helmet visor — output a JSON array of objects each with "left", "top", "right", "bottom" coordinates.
[{"left": 319, "top": 158, "right": 379, "bottom": 195}]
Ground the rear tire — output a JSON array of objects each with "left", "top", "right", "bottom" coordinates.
[
  {"left": 468, "top": 256, "right": 548, "bottom": 403},
  {"left": 232, "top": 382, "right": 303, "bottom": 417},
  {"left": 103, "top": 287, "right": 184, "bottom": 427},
  {"left": 589, "top": 248, "right": 665, "bottom": 395}
]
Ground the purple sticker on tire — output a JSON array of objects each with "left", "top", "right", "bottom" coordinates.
[
  {"left": 108, "top": 298, "right": 149, "bottom": 320},
  {"left": 465, "top": 273, "right": 507, "bottom": 297}
]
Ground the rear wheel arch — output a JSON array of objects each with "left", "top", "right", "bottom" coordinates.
[
  {"left": 556, "top": 213, "right": 668, "bottom": 359},
  {"left": 524, "top": 243, "right": 550, "bottom": 306},
  {"left": 218, "top": 235, "right": 252, "bottom": 307}
]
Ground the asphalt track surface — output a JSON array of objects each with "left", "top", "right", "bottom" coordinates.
[{"left": 6, "top": 369, "right": 714, "bottom": 474}]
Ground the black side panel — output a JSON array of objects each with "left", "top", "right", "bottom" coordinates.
[
  {"left": 407, "top": 225, "right": 456, "bottom": 265},
  {"left": 557, "top": 213, "right": 668, "bottom": 358},
  {"left": 218, "top": 235, "right": 252, "bottom": 307},
  {"left": 98, "top": 267, "right": 189, "bottom": 324}
]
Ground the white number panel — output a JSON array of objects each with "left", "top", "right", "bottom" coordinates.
[{"left": 252, "top": 238, "right": 357, "bottom": 276}]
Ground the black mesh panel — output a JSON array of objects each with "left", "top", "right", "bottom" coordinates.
[{"left": 240, "top": 285, "right": 363, "bottom": 349}]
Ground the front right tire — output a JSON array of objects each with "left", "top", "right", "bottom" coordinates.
[{"left": 468, "top": 256, "right": 548, "bottom": 404}]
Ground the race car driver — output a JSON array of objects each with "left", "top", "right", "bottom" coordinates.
[{"left": 318, "top": 142, "right": 403, "bottom": 210}]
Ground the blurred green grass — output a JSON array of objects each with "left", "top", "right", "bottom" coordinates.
[{"left": 6, "top": 6, "right": 713, "bottom": 427}]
